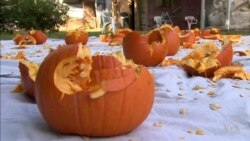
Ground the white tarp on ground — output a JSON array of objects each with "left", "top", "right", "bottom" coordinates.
[{"left": 1, "top": 36, "right": 250, "bottom": 141}]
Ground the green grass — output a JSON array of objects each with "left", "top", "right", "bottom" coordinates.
[
  {"left": 1, "top": 28, "right": 249, "bottom": 40},
  {"left": 0, "top": 30, "right": 102, "bottom": 40},
  {"left": 220, "top": 29, "right": 250, "bottom": 35}
]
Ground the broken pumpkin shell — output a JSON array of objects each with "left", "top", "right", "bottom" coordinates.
[
  {"left": 35, "top": 43, "right": 154, "bottom": 137},
  {"left": 123, "top": 29, "right": 168, "bottom": 67},
  {"left": 182, "top": 41, "right": 233, "bottom": 77},
  {"left": 159, "top": 25, "right": 180, "bottom": 56},
  {"left": 19, "top": 60, "right": 39, "bottom": 98},
  {"left": 13, "top": 34, "right": 36, "bottom": 45},
  {"left": 65, "top": 29, "right": 88, "bottom": 45},
  {"left": 29, "top": 30, "right": 47, "bottom": 44}
]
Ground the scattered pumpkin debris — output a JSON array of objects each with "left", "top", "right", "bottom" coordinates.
[
  {"left": 153, "top": 121, "right": 164, "bottom": 127},
  {"left": 207, "top": 91, "right": 215, "bottom": 96},
  {"left": 11, "top": 84, "right": 24, "bottom": 93},
  {"left": 210, "top": 103, "right": 221, "bottom": 110},
  {"left": 179, "top": 108, "right": 188, "bottom": 115},
  {"left": 192, "top": 86, "right": 206, "bottom": 90},
  {"left": 195, "top": 129, "right": 204, "bottom": 135}
]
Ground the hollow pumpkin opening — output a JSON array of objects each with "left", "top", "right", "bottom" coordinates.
[
  {"left": 147, "top": 30, "right": 164, "bottom": 45},
  {"left": 54, "top": 46, "right": 92, "bottom": 94},
  {"left": 53, "top": 44, "right": 139, "bottom": 99}
]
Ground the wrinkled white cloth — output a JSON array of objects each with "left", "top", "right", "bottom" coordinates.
[{"left": 1, "top": 36, "right": 250, "bottom": 141}]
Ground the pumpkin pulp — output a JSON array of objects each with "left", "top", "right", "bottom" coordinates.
[{"left": 53, "top": 44, "right": 141, "bottom": 99}]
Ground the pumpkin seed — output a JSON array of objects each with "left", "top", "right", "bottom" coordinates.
[
  {"left": 196, "top": 129, "right": 204, "bottom": 135},
  {"left": 210, "top": 103, "right": 221, "bottom": 110}
]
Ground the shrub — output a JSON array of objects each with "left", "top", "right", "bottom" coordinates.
[{"left": 0, "top": 0, "right": 69, "bottom": 32}]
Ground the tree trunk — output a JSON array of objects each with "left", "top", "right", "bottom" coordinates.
[{"left": 83, "top": 0, "right": 97, "bottom": 28}]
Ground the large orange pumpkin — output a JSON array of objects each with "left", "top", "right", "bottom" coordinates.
[
  {"left": 29, "top": 30, "right": 47, "bottom": 44},
  {"left": 13, "top": 34, "right": 36, "bottom": 45},
  {"left": 122, "top": 28, "right": 168, "bottom": 67},
  {"left": 65, "top": 29, "right": 88, "bottom": 45},
  {"left": 181, "top": 41, "right": 233, "bottom": 77},
  {"left": 19, "top": 60, "right": 39, "bottom": 98},
  {"left": 35, "top": 43, "right": 154, "bottom": 136}
]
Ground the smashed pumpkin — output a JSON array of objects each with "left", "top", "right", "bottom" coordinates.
[
  {"left": 181, "top": 41, "right": 233, "bottom": 77},
  {"left": 29, "top": 30, "right": 47, "bottom": 44},
  {"left": 35, "top": 43, "right": 154, "bottom": 136},
  {"left": 122, "top": 28, "right": 168, "bottom": 67},
  {"left": 19, "top": 60, "right": 39, "bottom": 98},
  {"left": 13, "top": 34, "right": 36, "bottom": 45},
  {"left": 65, "top": 29, "right": 88, "bottom": 45}
]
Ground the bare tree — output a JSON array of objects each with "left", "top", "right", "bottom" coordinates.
[{"left": 111, "top": 0, "right": 122, "bottom": 32}]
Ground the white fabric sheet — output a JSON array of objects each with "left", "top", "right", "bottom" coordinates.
[{"left": 1, "top": 36, "right": 250, "bottom": 141}]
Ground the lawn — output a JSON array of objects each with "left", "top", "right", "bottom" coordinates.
[
  {"left": 0, "top": 29, "right": 102, "bottom": 40},
  {"left": 1, "top": 28, "right": 249, "bottom": 40}
]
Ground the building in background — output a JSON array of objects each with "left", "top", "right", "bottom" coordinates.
[{"left": 61, "top": 0, "right": 250, "bottom": 31}]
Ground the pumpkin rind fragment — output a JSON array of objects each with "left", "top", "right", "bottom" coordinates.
[{"left": 19, "top": 60, "right": 39, "bottom": 98}]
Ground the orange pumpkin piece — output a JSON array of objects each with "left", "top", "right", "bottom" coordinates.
[
  {"left": 179, "top": 30, "right": 197, "bottom": 48},
  {"left": 19, "top": 60, "right": 39, "bottom": 98},
  {"left": 193, "top": 28, "right": 201, "bottom": 37},
  {"left": 201, "top": 28, "right": 220, "bottom": 40},
  {"left": 123, "top": 28, "right": 168, "bottom": 67},
  {"left": 29, "top": 30, "right": 47, "bottom": 44},
  {"left": 99, "top": 34, "right": 111, "bottom": 42},
  {"left": 65, "top": 29, "right": 88, "bottom": 45},
  {"left": 35, "top": 43, "right": 154, "bottom": 136},
  {"left": 15, "top": 51, "right": 27, "bottom": 60},
  {"left": 217, "top": 34, "right": 241, "bottom": 42},
  {"left": 160, "top": 58, "right": 182, "bottom": 67},
  {"left": 13, "top": 34, "right": 36, "bottom": 45},
  {"left": 212, "top": 66, "right": 250, "bottom": 81},
  {"left": 181, "top": 41, "right": 233, "bottom": 77},
  {"left": 210, "top": 28, "right": 220, "bottom": 34}
]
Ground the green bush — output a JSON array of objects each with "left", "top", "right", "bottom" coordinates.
[{"left": 0, "top": 0, "right": 69, "bottom": 32}]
